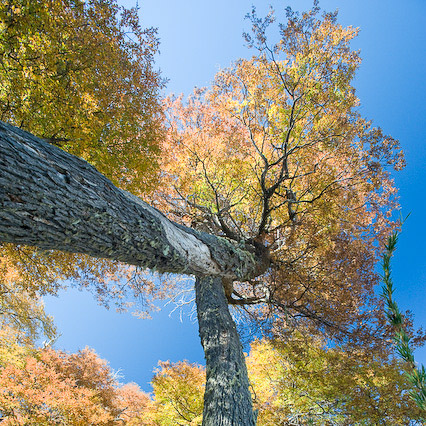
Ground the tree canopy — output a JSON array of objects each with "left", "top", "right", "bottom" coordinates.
[
  {"left": 0, "top": 1, "right": 424, "bottom": 424},
  {"left": 157, "top": 5, "right": 405, "bottom": 345},
  {"left": 0, "top": 0, "right": 163, "bottom": 192},
  {"left": 0, "top": 0, "right": 166, "bottom": 319}
]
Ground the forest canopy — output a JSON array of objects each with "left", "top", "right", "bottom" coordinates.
[{"left": 0, "top": 0, "right": 424, "bottom": 424}]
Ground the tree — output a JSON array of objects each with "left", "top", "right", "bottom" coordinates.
[
  {"left": 114, "top": 382, "right": 156, "bottom": 425},
  {"left": 141, "top": 337, "right": 424, "bottom": 425},
  {"left": 0, "top": 248, "right": 56, "bottom": 341},
  {"left": 0, "top": 4, "right": 415, "bottom": 425},
  {"left": 247, "top": 336, "right": 424, "bottom": 425},
  {"left": 0, "top": 322, "right": 37, "bottom": 370},
  {"left": 159, "top": 6, "right": 404, "bottom": 341},
  {"left": 0, "top": 348, "right": 114, "bottom": 424},
  {"left": 0, "top": 345, "right": 155, "bottom": 425},
  {"left": 149, "top": 360, "right": 205, "bottom": 425},
  {"left": 0, "top": 0, "right": 163, "bottom": 193}
]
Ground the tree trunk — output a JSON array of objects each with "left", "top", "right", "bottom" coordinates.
[
  {"left": 195, "top": 276, "right": 256, "bottom": 426},
  {"left": 0, "top": 121, "right": 260, "bottom": 281},
  {"left": 0, "top": 120, "right": 264, "bottom": 424}
]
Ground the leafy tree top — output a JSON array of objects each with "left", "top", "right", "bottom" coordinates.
[
  {"left": 155, "top": 4, "right": 405, "bottom": 345},
  {"left": 0, "top": 0, "right": 164, "bottom": 194}
]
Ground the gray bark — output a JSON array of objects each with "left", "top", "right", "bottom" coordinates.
[
  {"left": 0, "top": 121, "right": 262, "bottom": 425},
  {"left": 0, "top": 121, "right": 260, "bottom": 281},
  {"left": 196, "top": 276, "right": 256, "bottom": 426}
]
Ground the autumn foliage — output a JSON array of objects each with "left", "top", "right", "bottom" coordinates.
[
  {"left": 156, "top": 5, "right": 406, "bottom": 349},
  {"left": 1, "top": 334, "right": 423, "bottom": 424},
  {"left": 0, "top": 0, "right": 164, "bottom": 193},
  {"left": 0, "top": 342, "right": 153, "bottom": 424},
  {"left": 0, "top": 1, "right": 425, "bottom": 424}
]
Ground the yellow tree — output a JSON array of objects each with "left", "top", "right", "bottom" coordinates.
[
  {"left": 150, "top": 361, "right": 205, "bottom": 425},
  {"left": 0, "top": 0, "right": 163, "bottom": 193},
  {"left": 135, "top": 337, "right": 423, "bottom": 425},
  {"left": 0, "top": 250, "right": 56, "bottom": 342},
  {"left": 247, "top": 337, "right": 424, "bottom": 425}
]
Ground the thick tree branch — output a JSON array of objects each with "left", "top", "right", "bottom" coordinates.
[{"left": 0, "top": 121, "right": 266, "bottom": 281}]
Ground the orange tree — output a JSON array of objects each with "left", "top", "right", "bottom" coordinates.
[
  {"left": 159, "top": 5, "right": 404, "bottom": 339},
  {"left": 0, "top": 348, "right": 117, "bottom": 424},
  {"left": 0, "top": 3, "right": 418, "bottom": 425},
  {"left": 0, "top": 344, "right": 155, "bottom": 425}
]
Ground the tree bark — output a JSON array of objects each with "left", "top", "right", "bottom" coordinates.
[
  {"left": 0, "top": 121, "right": 261, "bottom": 281},
  {"left": 0, "top": 121, "right": 264, "bottom": 424},
  {"left": 195, "top": 276, "right": 256, "bottom": 426}
]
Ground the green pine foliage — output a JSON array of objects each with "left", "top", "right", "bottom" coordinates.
[{"left": 382, "top": 232, "right": 426, "bottom": 412}]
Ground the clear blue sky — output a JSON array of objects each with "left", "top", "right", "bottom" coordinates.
[{"left": 44, "top": 0, "right": 426, "bottom": 390}]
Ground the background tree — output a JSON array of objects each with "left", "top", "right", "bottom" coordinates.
[
  {"left": 0, "top": 0, "right": 163, "bottom": 193},
  {"left": 0, "top": 349, "right": 114, "bottom": 424},
  {"left": 150, "top": 360, "right": 205, "bottom": 425},
  {"left": 0, "top": 322, "right": 37, "bottom": 370},
  {"left": 0, "top": 345, "right": 155, "bottom": 425},
  {"left": 0, "top": 249, "right": 56, "bottom": 342},
  {"left": 247, "top": 336, "right": 424, "bottom": 425},
  {"left": 114, "top": 382, "right": 157, "bottom": 425}
]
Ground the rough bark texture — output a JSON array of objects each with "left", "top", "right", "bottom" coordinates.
[
  {"left": 0, "top": 121, "right": 260, "bottom": 280},
  {"left": 0, "top": 121, "right": 262, "bottom": 424},
  {"left": 195, "top": 276, "right": 256, "bottom": 426}
]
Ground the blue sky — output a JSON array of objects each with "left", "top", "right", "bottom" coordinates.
[{"left": 45, "top": 0, "right": 426, "bottom": 390}]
